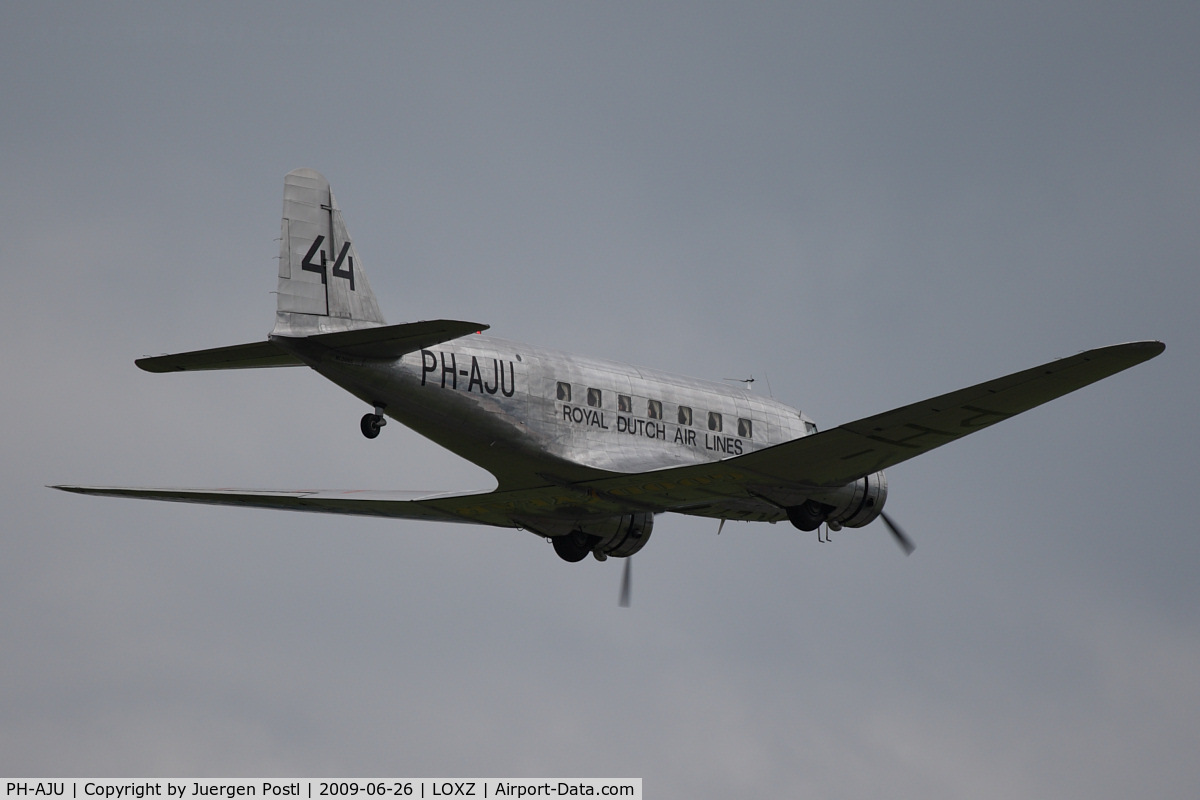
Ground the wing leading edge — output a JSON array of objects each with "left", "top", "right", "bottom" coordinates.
[{"left": 58, "top": 340, "right": 1163, "bottom": 526}]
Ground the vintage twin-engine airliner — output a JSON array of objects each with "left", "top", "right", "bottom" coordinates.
[{"left": 57, "top": 169, "right": 1163, "bottom": 592}]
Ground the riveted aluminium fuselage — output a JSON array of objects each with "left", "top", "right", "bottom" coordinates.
[{"left": 278, "top": 332, "right": 817, "bottom": 491}]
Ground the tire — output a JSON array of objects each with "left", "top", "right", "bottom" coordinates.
[
  {"left": 551, "top": 531, "right": 595, "bottom": 563},
  {"left": 787, "top": 500, "right": 828, "bottom": 532},
  {"left": 360, "top": 413, "right": 382, "bottom": 439}
]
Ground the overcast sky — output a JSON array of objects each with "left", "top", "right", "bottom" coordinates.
[{"left": 3, "top": 3, "right": 1197, "bottom": 797}]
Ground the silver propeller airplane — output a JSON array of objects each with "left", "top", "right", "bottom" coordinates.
[{"left": 57, "top": 169, "right": 1163, "bottom": 602}]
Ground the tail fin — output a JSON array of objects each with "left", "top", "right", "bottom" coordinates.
[{"left": 272, "top": 168, "right": 386, "bottom": 337}]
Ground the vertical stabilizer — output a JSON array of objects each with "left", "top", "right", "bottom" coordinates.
[{"left": 272, "top": 168, "right": 386, "bottom": 337}]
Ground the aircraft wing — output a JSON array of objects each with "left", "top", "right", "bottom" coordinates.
[
  {"left": 59, "top": 341, "right": 1163, "bottom": 526},
  {"left": 557, "top": 339, "right": 1166, "bottom": 519},
  {"left": 52, "top": 486, "right": 504, "bottom": 525},
  {"left": 50, "top": 482, "right": 656, "bottom": 529},
  {"left": 726, "top": 339, "right": 1167, "bottom": 488}
]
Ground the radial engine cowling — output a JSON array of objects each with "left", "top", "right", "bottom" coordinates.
[
  {"left": 808, "top": 470, "right": 888, "bottom": 529},
  {"left": 584, "top": 512, "right": 655, "bottom": 557}
]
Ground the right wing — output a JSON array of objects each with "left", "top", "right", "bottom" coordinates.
[
  {"left": 554, "top": 339, "right": 1167, "bottom": 520},
  {"left": 725, "top": 338, "right": 1167, "bottom": 488}
]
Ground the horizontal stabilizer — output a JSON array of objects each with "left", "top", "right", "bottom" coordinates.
[
  {"left": 136, "top": 341, "right": 302, "bottom": 372},
  {"left": 137, "top": 319, "right": 489, "bottom": 373},
  {"left": 296, "top": 319, "right": 489, "bottom": 359}
]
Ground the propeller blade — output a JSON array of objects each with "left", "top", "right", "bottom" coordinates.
[
  {"left": 880, "top": 511, "right": 915, "bottom": 556},
  {"left": 619, "top": 558, "right": 632, "bottom": 607}
]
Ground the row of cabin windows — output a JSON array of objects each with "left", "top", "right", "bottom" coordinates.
[{"left": 557, "top": 381, "right": 753, "bottom": 438}]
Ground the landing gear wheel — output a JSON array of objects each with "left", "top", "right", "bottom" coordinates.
[
  {"left": 360, "top": 413, "right": 385, "bottom": 439},
  {"left": 787, "top": 500, "right": 829, "bottom": 532},
  {"left": 552, "top": 531, "right": 598, "bottom": 563}
]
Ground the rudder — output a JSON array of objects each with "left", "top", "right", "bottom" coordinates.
[{"left": 273, "top": 168, "right": 386, "bottom": 337}]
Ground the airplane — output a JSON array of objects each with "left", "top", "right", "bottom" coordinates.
[{"left": 55, "top": 168, "right": 1164, "bottom": 605}]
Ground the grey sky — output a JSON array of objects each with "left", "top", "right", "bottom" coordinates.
[{"left": 3, "top": 3, "right": 1197, "bottom": 797}]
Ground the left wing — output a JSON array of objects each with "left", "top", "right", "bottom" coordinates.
[
  {"left": 57, "top": 340, "right": 1164, "bottom": 525},
  {"left": 52, "top": 486, "right": 506, "bottom": 525}
]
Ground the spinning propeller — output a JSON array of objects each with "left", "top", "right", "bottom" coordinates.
[
  {"left": 879, "top": 511, "right": 915, "bottom": 555},
  {"left": 619, "top": 557, "right": 632, "bottom": 608},
  {"left": 618, "top": 510, "right": 912, "bottom": 608}
]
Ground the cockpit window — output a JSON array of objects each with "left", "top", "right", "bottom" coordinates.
[
  {"left": 556, "top": 382, "right": 571, "bottom": 402},
  {"left": 804, "top": 420, "right": 818, "bottom": 434}
]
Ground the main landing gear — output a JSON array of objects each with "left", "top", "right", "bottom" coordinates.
[
  {"left": 786, "top": 499, "right": 831, "bottom": 532},
  {"left": 551, "top": 531, "right": 599, "bottom": 563},
  {"left": 360, "top": 404, "right": 387, "bottom": 439},
  {"left": 549, "top": 532, "right": 635, "bottom": 607}
]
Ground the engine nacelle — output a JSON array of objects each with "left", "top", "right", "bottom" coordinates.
[
  {"left": 526, "top": 512, "right": 656, "bottom": 561},
  {"left": 585, "top": 512, "right": 655, "bottom": 557},
  {"left": 807, "top": 470, "right": 888, "bottom": 529}
]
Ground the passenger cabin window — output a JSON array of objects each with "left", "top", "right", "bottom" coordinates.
[
  {"left": 708, "top": 411, "right": 723, "bottom": 432},
  {"left": 587, "top": 388, "right": 602, "bottom": 408},
  {"left": 647, "top": 399, "right": 662, "bottom": 420},
  {"left": 678, "top": 406, "right": 693, "bottom": 426},
  {"left": 618, "top": 394, "right": 632, "bottom": 413},
  {"left": 556, "top": 382, "right": 571, "bottom": 402},
  {"left": 738, "top": 418, "right": 753, "bottom": 438}
]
